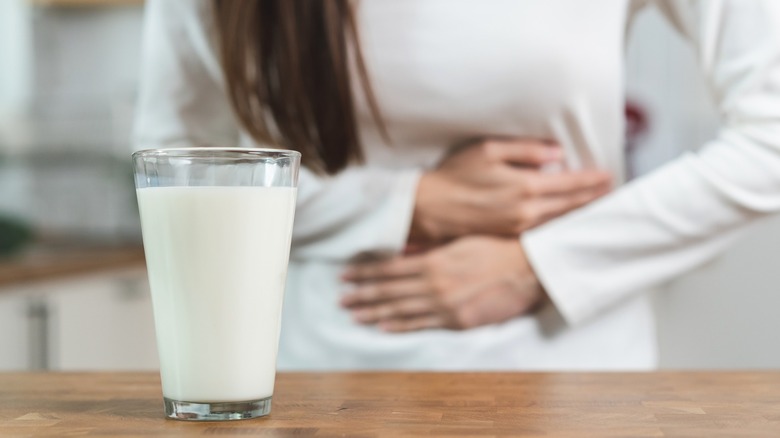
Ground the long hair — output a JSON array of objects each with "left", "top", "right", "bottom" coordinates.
[{"left": 212, "top": 0, "right": 384, "bottom": 174}]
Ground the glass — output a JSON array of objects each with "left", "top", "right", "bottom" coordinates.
[{"left": 132, "top": 147, "right": 300, "bottom": 421}]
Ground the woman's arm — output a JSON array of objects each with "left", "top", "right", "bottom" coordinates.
[
  {"left": 134, "top": 0, "right": 420, "bottom": 261},
  {"left": 134, "top": 0, "right": 237, "bottom": 151},
  {"left": 136, "top": 0, "right": 610, "bottom": 263},
  {"left": 523, "top": 0, "right": 780, "bottom": 326},
  {"left": 341, "top": 0, "right": 780, "bottom": 332}
]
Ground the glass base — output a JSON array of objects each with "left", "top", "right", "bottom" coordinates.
[{"left": 164, "top": 396, "right": 272, "bottom": 421}]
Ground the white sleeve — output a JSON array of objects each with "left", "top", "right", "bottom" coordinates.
[
  {"left": 293, "top": 166, "right": 421, "bottom": 261},
  {"left": 134, "top": 0, "right": 421, "bottom": 262},
  {"left": 134, "top": 0, "right": 238, "bottom": 150},
  {"left": 522, "top": 0, "right": 780, "bottom": 326}
]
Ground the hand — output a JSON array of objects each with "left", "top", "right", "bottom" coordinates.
[
  {"left": 341, "top": 236, "right": 545, "bottom": 332},
  {"left": 410, "top": 138, "right": 612, "bottom": 243}
]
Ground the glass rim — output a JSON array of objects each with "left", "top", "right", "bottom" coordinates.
[{"left": 132, "top": 147, "right": 301, "bottom": 160}]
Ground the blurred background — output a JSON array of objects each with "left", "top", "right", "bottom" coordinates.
[{"left": 1, "top": 0, "right": 779, "bottom": 371}]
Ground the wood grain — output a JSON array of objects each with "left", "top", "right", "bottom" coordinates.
[{"left": 1, "top": 372, "right": 779, "bottom": 437}]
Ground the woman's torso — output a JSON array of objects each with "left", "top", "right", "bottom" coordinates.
[
  {"left": 278, "top": 0, "right": 658, "bottom": 371},
  {"left": 353, "top": 0, "right": 628, "bottom": 178}
]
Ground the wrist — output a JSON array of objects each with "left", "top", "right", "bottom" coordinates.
[
  {"left": 510, "top": 238, "right": 547, "bottom": 311},
  {"left": 409, "top": 172, "right": 443, "bottom": 244}
]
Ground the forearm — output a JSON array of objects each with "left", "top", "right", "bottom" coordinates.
[{"left": 408, "top": 139, "right": 611, "bottom": 244}]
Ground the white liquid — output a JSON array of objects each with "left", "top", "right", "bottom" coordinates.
[{"left": 137, "top": 186, "right": 297, "bottom": 402}]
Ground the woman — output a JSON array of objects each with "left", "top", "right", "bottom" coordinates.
[{"left": 135, "top": 0, "right": 780, "bottom": 370}]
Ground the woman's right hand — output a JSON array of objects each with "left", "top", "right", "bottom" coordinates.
[{"left": 409, "top": 138, "right": 612, "bottom": 244}]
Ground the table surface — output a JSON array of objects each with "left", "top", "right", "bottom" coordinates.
[{"left": 1, "top": 372, "right": 779, "bottom": 437}]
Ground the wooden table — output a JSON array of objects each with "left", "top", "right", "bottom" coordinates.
[{"left": 1, "top": 372, "right": 779, "bottom": 437}]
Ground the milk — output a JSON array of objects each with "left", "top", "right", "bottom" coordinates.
[{"left": 136, "top": 186, "right": 297, "bottom": 402}]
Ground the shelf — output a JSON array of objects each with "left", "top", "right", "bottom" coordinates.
[{"left": 30, "top": 0, "right": 143, "bottom": 7}]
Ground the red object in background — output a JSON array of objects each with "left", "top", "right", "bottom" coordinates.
[{"left": 625, "top": 99, "right": 650, "bottom": 179}]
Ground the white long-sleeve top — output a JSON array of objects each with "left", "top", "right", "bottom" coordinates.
[{"left": 135, "top": 0, "right": 780, "bottom": 370}]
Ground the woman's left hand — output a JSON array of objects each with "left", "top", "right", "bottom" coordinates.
[{"left": 340, "top": 236, "right": 545, "bottom": 332}]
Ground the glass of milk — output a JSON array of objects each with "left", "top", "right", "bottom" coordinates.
[{"left": 132, "top": 148, "right": 299, "bottom": 421}]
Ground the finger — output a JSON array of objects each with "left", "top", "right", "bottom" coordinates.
[
  {"left": 340, "top": 278, "right": 430, "bottom": 308},
  {"left": 520, "top": 170, "right": 611, "bottom": 196},
  {"left": 403, "top": 243, "right": 433, "bottom": 256},
  {"left": 524, "top": 184, "right": 611, "bottom": 228},
  {"left": 351, "top": 296, "right": 436, "bottom": 324},
  {"left": 342, "top": 254, "right": 426, "bottom": 282},
  {"left": 378, "top": 314, "right": 448, "bottom": 333},
  {"left": 485, "top": 140, "right": 563, "bottom": 167}
]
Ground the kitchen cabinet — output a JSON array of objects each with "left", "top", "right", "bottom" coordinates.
[
  {"left": 0, "top": 267, "right": 158, "bottom": 371},
  {"left": 46, "top": 268, "right": 158, "bottom": 370},
  {"left": 0, "top": 289, "right": 32, "bottom": 370}
]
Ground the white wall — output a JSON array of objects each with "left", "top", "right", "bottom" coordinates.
[
  {"left": 0, "top": 0, "right": 34, "bottom": 223},
  {"left": 626, "top": 7, "right": 780, "bottom": 369},
  {"left": 28, "top": 5, "right": 143, "bottom": 154},
  {"left": 657, "top": 217, "right": 780, "bottom": 368},
  {"left": 0, "top": 0, "right": 32, "bottom": 161},
  {"left": 0, "top": 3, "right": 144, "bottom": 240},
  {"left": 0, "top": 0, "right": 32, "bottom": 127}
]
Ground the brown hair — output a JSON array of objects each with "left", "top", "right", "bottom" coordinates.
[{"left": 212, "top": 0, "right": 384, "bottom": 174}]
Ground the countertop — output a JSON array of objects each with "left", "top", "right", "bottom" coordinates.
[
  {"left": 0, "top": 243, "right": 145, "bottom": 289},
  {"left": 1, "top": 372, "right": 779, "bottom": 437}
]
